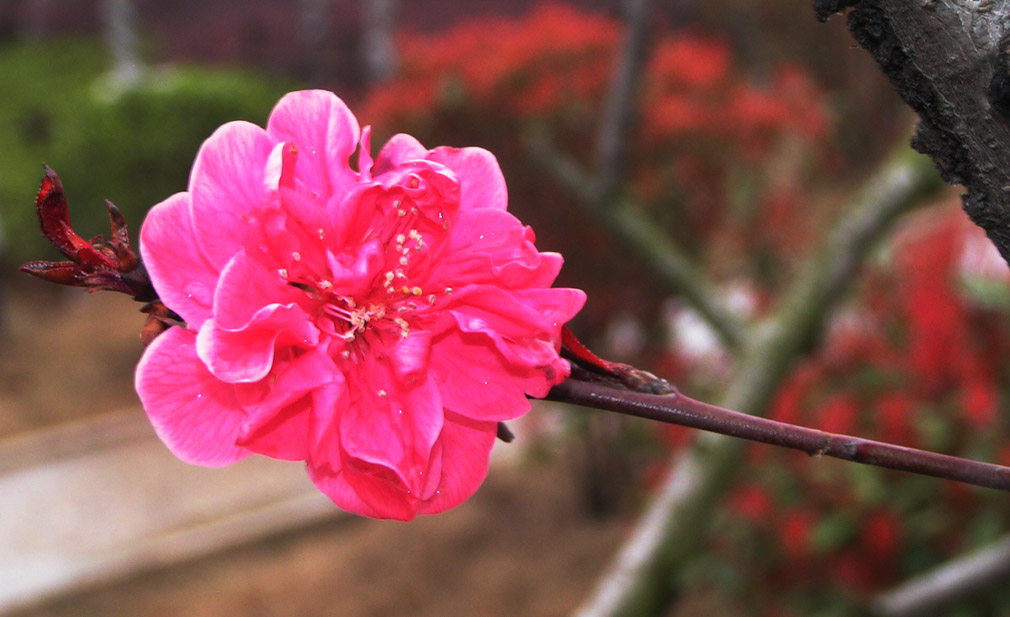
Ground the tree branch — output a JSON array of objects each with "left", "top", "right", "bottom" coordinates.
[
  {"left": 816, "top": 0, "right": 1010, "bottom": 265},
  {"left": 527, "top": 135, "right": 746, "bottom": 352},
  {"left": 527, "top": 0, "right": 746, "bottom": 353},
  {"left": 546, "top": 379, "right": 1010, "bottom": 491},
  {"left": 869, "top": 533, "right": 1010, "bottom": 617},
  {"left": 565, "top": 145, "right": 942, "bottom": 617},
  {"left": 760, "top": 145, "right": 942, "bottom": 378},
  {"left": 593, "top": 0, "right": 652, "bottom": 199}
]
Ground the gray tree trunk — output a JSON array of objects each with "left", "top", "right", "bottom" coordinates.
[
  {"left": 101, "top": 0, "right": 142, "bottom": 86},
  {"left": 815, "top": 0, "right": 1010, "bottom": 266},
  {"left": 361, "top": 0, "right": 398, "bottom": 84}
]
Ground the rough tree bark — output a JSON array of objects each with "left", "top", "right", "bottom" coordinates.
[{"left": 816, "top": 0, "right": 1010, "bottom": 264}]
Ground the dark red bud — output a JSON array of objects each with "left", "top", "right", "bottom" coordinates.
[
  {"left": 36, "top": 165, "right": 96, "bottom": 261},
  {"left": 20, "top": 260, "right": 85, "bottom": 286},
  {"left": 561, "top": 326, "right": 676, "bottom": 395},
  {"left": 106, "top": 200, "right": 139, "bottom": 271},
  {"left": 22, "top": 167, "right": 156, "bottom": 302},
  {"left": 562, "top": 325, "right": 619, "bottom": 374}
]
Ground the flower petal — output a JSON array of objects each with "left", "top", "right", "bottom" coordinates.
[
  {"left": 307, "top": 462, "right": 417, "bottom": 521},
  {"left": 213, "top": 250, "right": 304, "bottom": 331},
  {"left": 426, "top": 146, "right": 507, "bottom": 211},
  {"left": 339, "top": 362, "right": 443, "bottom": 494},
  {"left": 236, "top": 349, "right": 342, "bottom": 460},
  {"left": 140, "top": 192, "right": 218, "bottom": 327},
  {"left": 196, "top": 304, "right": 318, "bottom": 383},
  {"left": 266, "top": 90, "right": 360, "bottom": 197},
  {"left": 428, "top": 329, "right": 532, "bottom": 421},
  {"left": 426, "top": 209, "right": 563, "bottom": 289},
  {"left": 189, "top": 121, "right": 276, "bottom": 269},
  {"left": 449, "top": 285, "right": 586, "bottom": 367},
  {"left": 373, "top": 133, "right": 428, "bottom": 174},
  {"left": 135, "top": 327, "right": 249, "bottom": 466},
  {"left": 326, "top": 239, "right": 386, "bottom": 297},
  {"left": 418, "top": 412, "right": 496, "bottom": 515},
  {"left": 389, "top": 330, "right": 432, "bottom": 385}
]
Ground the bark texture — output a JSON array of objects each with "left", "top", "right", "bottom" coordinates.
[{"left": 817, "top": 0, "right": 1010, "bottom": 264}]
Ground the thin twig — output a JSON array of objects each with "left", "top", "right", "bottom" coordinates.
[
  {"left": 868, "top": 533, "right": 1010, "bottom": 617},
  {"left": 546, "top": 379, "right": 1010, "bottom": 492}
]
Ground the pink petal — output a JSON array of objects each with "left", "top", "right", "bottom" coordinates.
[
  {"left": 189, "top": 121, "right": 276, "bottom": 269},
  {"left": 135, "top": 327, "right": 249, "bottom": 466},
  {"left": 389, "top": 331, "right": 432, "bottom": 385},
  {"left": 338, "top": 362, "right": 444, "bottom": 494},
  {"left": 425, "top": 209, "right": 563, "bottom": 289},
  {"left": 139, "top": 192, "right": 217, "bottom": 327},
  {"left": 213, "top": 250, "right": 304, "bottom": 330},
  {"left": 263, "top": 141, "right": 298, "bottom": 191},
  {"left": 326, "top": 239, "right": 386, "bottom": 297},
  {"left": 196, "top": 304, "right": 319, "bottom": 383},
  {"left": 307, "top": 462, "right": 417, "bottom": 521},
  {"left": 418, "top": 412, "right": 496, "bottom": 515},
  {"left": 236, "top": 349, "right": 342, "bottom": 460},
  {"left": 449, "top": 285, "right": 586, "bottom": 367},
  {"left": 266, "top": 90, "right": 360, "bottom": 197},
  {"left": 326, "top": 183, "right": 382, "bottom": 251},
  {"left": 265, "top": 142, "right": 331, "bottom": 244},
  {"left": 426, "top": 146, "right": 507, "bottom": 211},
  {"left": 277, "top": 186, "right": 330, "bottom": 258},
  {"left": 417, "top": 440, "right": 443, "bottom": 502},
  {"left": 358, "top": 125, "right": 374, "bottom": 178},
  {"left": 428, "top": 329, "right": 532, "bottom": 421},
  {"left": 373, "top": 133, "right": 428, "bottom": 174}
]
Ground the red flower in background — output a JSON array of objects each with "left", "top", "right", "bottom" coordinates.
[{"left": 779, "top": 507, "right": 816, "bottom": 561}]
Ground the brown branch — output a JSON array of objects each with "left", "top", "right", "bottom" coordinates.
[
  {"left": 817, "top": 0, "right": 1010, "bottom": 265},
  {"left": 546, "top": 379, "right": 1010, "bottom": 492}
]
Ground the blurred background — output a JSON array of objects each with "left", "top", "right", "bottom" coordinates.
[{"left": 1, "top": 1, "right": 1009, "bottom": 616}]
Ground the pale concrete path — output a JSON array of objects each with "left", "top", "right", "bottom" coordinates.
[{"left": 0, "top": 410, "right": 342, "bottom": 614}]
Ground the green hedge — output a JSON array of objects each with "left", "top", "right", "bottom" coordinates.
[{"left": 0, "top": 38, "right": 296, "bottom": 261}]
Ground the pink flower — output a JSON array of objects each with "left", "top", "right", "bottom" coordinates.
[{"left": 135, "top": 90, "right": 585, "bottom": 520}]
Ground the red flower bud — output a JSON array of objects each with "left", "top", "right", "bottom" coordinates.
[{"left": 20, "top": 166, "right": 156, "bottom": 302}]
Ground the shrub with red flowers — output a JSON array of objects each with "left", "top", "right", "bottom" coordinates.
[
  {"left": 680, "top": 207, "right": 1010, "bottom": 613},
  {"left": 362, "top": 4, "right": 835, "bottom": 327}
]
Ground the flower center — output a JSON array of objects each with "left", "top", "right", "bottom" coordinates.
[
  {"left": 283, "top": 215, "right": 452, "bottom": 361},
  {"left": 306, "top": 288, "right": 411, "bottom": 357},
  {"left": 322, "top": 299, "right": 391, "bottom": 341}
]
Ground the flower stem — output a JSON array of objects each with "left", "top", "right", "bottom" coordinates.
[{"left": 545, "top": 378, "right": 1010, "bottom": 492}]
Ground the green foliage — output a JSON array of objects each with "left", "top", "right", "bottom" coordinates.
[
  {"left": 0, "top": 39, "right": 105, "bottom": 259},
  {"left": 0, "top": 38, "right": 295, "bottom": 260}
]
